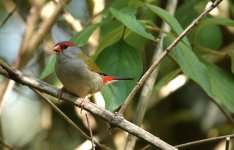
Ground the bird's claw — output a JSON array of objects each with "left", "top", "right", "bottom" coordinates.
[
  {"left": 57, "top": 87, "right": 65, "bottom": 102},
  {"left": 78, "top": 94, "right": 91, "bottom": 113},
  {"left": 79, "top": 99, "right": 88, "bottom": 113}
]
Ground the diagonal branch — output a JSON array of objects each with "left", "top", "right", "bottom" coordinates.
[
  {"left": 117, "top": 0, "right": 223, "bottom": 116},
  {"left": 0, "top": 59, "right": 176, "bottom": 150},
  {"left": 0, "top": 6, "right": 17, "bottom": 28}
]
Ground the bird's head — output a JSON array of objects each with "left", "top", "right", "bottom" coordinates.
[{"left": 53, "top": 41, "right": 76, "bottom": 52}]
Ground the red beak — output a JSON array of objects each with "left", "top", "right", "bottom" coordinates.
[{"left": 53, "top": 45, "right": 61, "bottom": 52}]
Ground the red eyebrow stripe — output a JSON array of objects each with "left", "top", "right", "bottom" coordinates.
[{"left": 63, "top": 41, "right": 76, "bottom": 46}]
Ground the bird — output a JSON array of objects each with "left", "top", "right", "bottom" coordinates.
[{"left": 53, "top": 41, "right": 133, "bottom": 108}]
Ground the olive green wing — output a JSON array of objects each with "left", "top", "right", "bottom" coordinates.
[{"left": 77, "top": 52, "right": 101, "bottom": 73}]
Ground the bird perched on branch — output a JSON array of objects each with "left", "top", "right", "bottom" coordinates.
[{"left": 53, "top": 41, "right": 133, "bottom": 107}]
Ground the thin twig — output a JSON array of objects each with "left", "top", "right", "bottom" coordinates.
[
  {"left": 117, "top": 0, "right": 223, "bottom": 116},
  {"left": 85, "top": 113, "right": 95, "bottom": 150},
  {"left": 32, "top": 89, "right": 109, "bottom": 150},
  {"left": 0, "top": 59, "right": 176, "bottom": 150},
  {"left": 225, "top": 137, "right": 230, "bottom": 150},
  {"left": 0, "top": 137, "right": 15, "bottom": 150},
  {"left": 141, "top": 134, "right": 234, "bottom": 150},
  {"left": 210, "top": 97, "right": 234, "bottom": 125},
  {"left": 84, "top": 8, "right": 105, "bottom": 26},
  {"left": 175, "top": 134, "right": 234, "bottom": 149},
  {"left": 145, "top": 24, "right": 171, "bottom": 35},
  {"left": 193, "top": 44, "right": 227, "bottom": 56},
  {"left": 0, "top": 6, "right": 17, "bottom": 28},
  {"left": 124, "top": 0, "right": 178, "bottom": 149},
  {"left": 194, "top": 42, "right": 234, "bottom": 126}
]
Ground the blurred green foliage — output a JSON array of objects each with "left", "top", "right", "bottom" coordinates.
[{"left": 1, "top": 0, "right": 234, "bottom": 149}]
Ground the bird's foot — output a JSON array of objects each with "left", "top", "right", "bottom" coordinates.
[
  {"left": 78, "top": 94, "right": 92, "bottom": 113},
  {"left": 57, "top": 87, "right": 65, "bottom": 102}
]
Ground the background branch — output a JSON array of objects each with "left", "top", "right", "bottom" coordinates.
[
  {"left": 19, "top": 0, "right": 70, "bottom": 68},
  {"left": 16, "top": 0, "right": 45, "bottom": 68},
  {"left": 0, "top": 6, "right": 16, "bottom": 28},
  {"left": 124, "top": 0, "right": 178, "bottom": 149}
]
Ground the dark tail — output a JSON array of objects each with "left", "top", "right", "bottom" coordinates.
[
  {"left": 114, "top": 77, "right": 134, "bottom": 80},
  {"left": 103, "top": 76, "right": 134, "bottom": 84}
]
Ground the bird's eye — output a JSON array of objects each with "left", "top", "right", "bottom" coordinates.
[{"left": 63, "top": 45, "right": 68, "bottom": 49}]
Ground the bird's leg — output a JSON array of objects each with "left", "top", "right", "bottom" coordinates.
[
  {"left": 78, "top": 94, "right": 92, "bottom": 113},
  {"left": 57, "top": 87, "right": 66, "bottom": 101}
]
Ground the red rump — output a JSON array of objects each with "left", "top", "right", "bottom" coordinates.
[
  {"left": 103, "top": 76, "right": 116, "bottom": 84},
  {"left": 102, "top": 75, "right": 134, "bottom": 84}
]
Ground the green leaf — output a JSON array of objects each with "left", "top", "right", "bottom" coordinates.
[
  {"left": 95, "top": 25, "right": 124, "bottom": 58},
  {"left": 120, "top": 7, "right": 137, "bottom": 16},
  {"left": 204, "top": 61, "right": 234, "bottom": 112},
  {"left": 128, "top": 0, "right": 145, "bottom": 8},
  {"left": 125, "top": 31, "right": 148, "bottom": 50},
  {"left": 175, "top": 0, "right": 208, "bottom": 27},
  {"left": 199, "top": 18, "right": 234, "bottom": 28},
  {"left": 194, "top": 25, "right": 222, "bottom": 50},
  {"left": 164, "top": 35, "right": 234, "bottom": 112},
  {"left": 109, "top": 7, "right": 155, "bottom": 41},
  {"left": 231, "top": 51, "right": 234, "bottom": 74},
  {"left": 39, "top": 54, "right": 56, "bottom": 80},
  {"left": 147, "top": 4, "right": 190, "bottom": 47},
  {"left": 165, "top": 36, "right": 211, "bottom": 91},
  {"left": 192, "top": 18, "right": 234, "bottom": 50},
  {"left": 95, "top": 40, "right": 142, "bottom": 111},
  {"left": 70, "top": 23, "right": 99, "bottom": 47}
]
